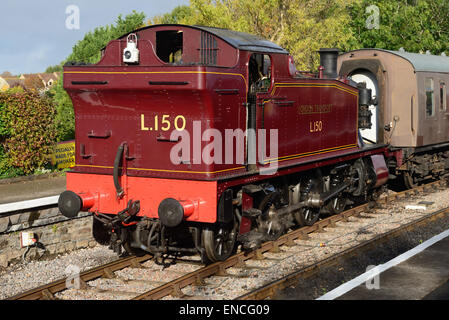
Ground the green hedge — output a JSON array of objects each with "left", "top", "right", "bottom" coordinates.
[
  {"left": 47, "top": 78, "right": 75, "bottom": 142},
  {"left": 0, "top": 89, "right": 57, "bottom": 177}
]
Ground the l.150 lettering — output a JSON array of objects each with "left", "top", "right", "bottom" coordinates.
[
  {"left": 141, "top": 114, "right": 186, "bottom": 131},
  {"left": 310, "top": 120, "right": 323, "bottom": 132}
]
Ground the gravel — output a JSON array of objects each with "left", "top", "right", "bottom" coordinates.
[
  {"left": 2, "top": 184, "right": 449, "bottom": 300},
  {"left": 0, "top": 245, "right": 117, "bottom": 299},
  {"left": 171, "top": 186, "right": 449, "bottom": 300}
]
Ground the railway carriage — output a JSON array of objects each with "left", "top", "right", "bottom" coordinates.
[
  {"left": 58, "top": 24, "right": 390, "bottom": 263},
  {"left": 338, "top": 49, "right": 449, "bottom": 188}
]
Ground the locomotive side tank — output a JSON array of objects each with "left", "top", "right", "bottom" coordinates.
[
  {"left": 338, "top": 49, "right": 449, "bottom": 188},
  {"left": 59, "top": 25, "right": 389, "bottom": 263}
]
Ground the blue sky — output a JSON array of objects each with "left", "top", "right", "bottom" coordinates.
[{"left": 0, "top": 0, "right": 190, "bottom": 75}]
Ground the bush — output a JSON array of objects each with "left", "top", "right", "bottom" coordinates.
[
  {"left": 46, "top": 78, "right": 75, "bottom": 142},
  {"left": 0, "top": 147, "right": 25, "bottom": 178},
  {"left": 46, "top": 11, "right": 147, "bottom": 142},
  {"left": 0, "top": 90, "right": 57, "bottom": 176}
]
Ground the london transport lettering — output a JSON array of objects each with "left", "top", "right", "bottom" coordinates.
[
  {"left": 298, "top": 104, "right": 332, "bottom": 133},
  {"left": 299, "top": 104, "right": 332, "bottom": 114}
]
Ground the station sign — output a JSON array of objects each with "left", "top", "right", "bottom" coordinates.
[{"left": 51, "top": 140, "right": 75, "bottom": 169}]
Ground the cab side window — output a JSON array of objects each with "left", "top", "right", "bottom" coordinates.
[
  {"left": 156, "top": 30, "right": 183, "bottom": 64},
  {"left": 248, "top": 54, "right": 272, "bottom": 93}
]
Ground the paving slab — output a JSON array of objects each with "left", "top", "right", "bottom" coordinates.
[
  {"left": 337, "top": 236, "right": 449, "bottom": 300},
  {"left": 0, "top": 175, "right": 66, "bottom": 205}
]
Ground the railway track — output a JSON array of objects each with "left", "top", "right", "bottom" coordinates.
[
  {"left": 8, "top": 179, "right": 449, "bottom": 300},
  {"left": 8, "top": 254, "right": 153, "bottom": 300}
]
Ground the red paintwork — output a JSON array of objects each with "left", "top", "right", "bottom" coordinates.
[
  {"left": 385, "top": 149, "right": 404, "bottom": 168},
  {"left": 179, "top": 200, "right": 195, "bottom": 217},
  {"left": 79, "top": 193, "right": 95, "bottom": 211},
  {"left": 63, "top": 24, "right": 383, "bottom": 221},
  {"left": 370, "top": 154, "right": 389, "bottom": 187},
  {"left": 217, "top": 146, "right": 390, "bottom": 200},
  {"left": 240, "top": 191, "right": 254, "bottom": 234},
  {"left": 66, "top": 172, "right": 218, "bottom": 223}
]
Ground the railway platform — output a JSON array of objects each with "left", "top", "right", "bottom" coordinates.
[
  {"left": 318, "top": 229, "right": 449, "bottom": 300},
  {"left": 0, "top": 174, "right": 65, "bottom": 205}
]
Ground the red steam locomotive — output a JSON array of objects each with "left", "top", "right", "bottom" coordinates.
[{"left": 58, "top": 24, "right": 392, "bottom": 263}]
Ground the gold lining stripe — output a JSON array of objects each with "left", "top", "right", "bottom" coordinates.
[
  {"left": 69, "top": 73, "right": 359, "bottom": 174},
  {"left": 75, "top": 144, "right": 356, "bottom": 173},
  {"left": 264, "top": 143, "right": 358, "bottom": 162},
  {"left": 64, "top": 71, "right": 248, "bottom": 90},
  {"left": 271, "top": 82, "right": 358, "bottom": 96},
  {"left": 262, "top": 144, "right": 357, "bottom": 164},
  {"left": 74, "top": 164, "right": 245, "bottom": 174}
]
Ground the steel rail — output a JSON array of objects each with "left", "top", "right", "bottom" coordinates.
[
  {"left": 8, "top": 254, "right": 152, "bottom": 300},
  {"left": 238, "top": 204, "right": 449, "bottom": 300},
  {"left": 132, "top": 179, "right": 447, "bottom": 300},
  {"left": 9, "top": 179, "right": 446, "bottom": 300}
]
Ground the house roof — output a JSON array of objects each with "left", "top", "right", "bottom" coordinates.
[
  {"left": 3, "top": 77, "right": 24, "bottom": 87},
  {"left": 20, "top": 73, "right": 34, "bottom": 79},
  {"left": 39, "top": 73, "right": 59, "bottom": 83}
]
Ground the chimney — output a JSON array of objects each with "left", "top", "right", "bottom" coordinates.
[{"left": 318, "top": 48, "right": 340, "bottom": 79}]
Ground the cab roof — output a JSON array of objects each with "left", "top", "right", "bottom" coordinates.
[{"left": 121, "top": 24, "right": 289, "bottom": 55}]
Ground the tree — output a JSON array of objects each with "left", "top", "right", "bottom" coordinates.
[
  {"left": 150, "top": 0, "right": 449, "bottom": 68},
  {"left": 148, "top": 5, "right": 195, "bottom": 25},
  {"left": 67, "top": 10, "right": 146, "bottom": 64},
  {"left": 45, "top": 64, "right": 63, "bottom": 73},
  {"left": 47, "top": 80, "right": 74, "bottom": 142},
  {"left": 51, "top": 11, "right": 147, "bottom": 141},
  {"left": 347, "top": 0, "right": 449, "bottom": 54},
  {"left": 1, "top": 71, "right": 12, "bottom": 77},
  {"left": 153, "top": 0, "right": 358, "bottom": 71}
]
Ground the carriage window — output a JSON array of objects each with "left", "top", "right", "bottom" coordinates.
[
  {"left": 440, "top": 81, "right": 447, "bottom": 111},
  {"left": 156, "top": 30, "right": 183, "bottom": 63},
  {"left": 425, "top": 78, "right": 435, "bottom": 117},
  {"left": 248, "top": 54, "right": 272, "bottom": 93}
]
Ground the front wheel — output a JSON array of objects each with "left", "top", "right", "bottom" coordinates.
[
  {"left": 294, "top": 207, "right": 321, "bottom": 226},
  {"left": 327, "top": 196, "right": 347, "bottom": 215},
  {"left": 121, "top": 227, "right": 146, "bottom": 257},
  {"left": 403, "top": 171, "right": 418, "bottom": 189},
  {"left": 202, "top": 218, "right": 239, "bottom": 263}
]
